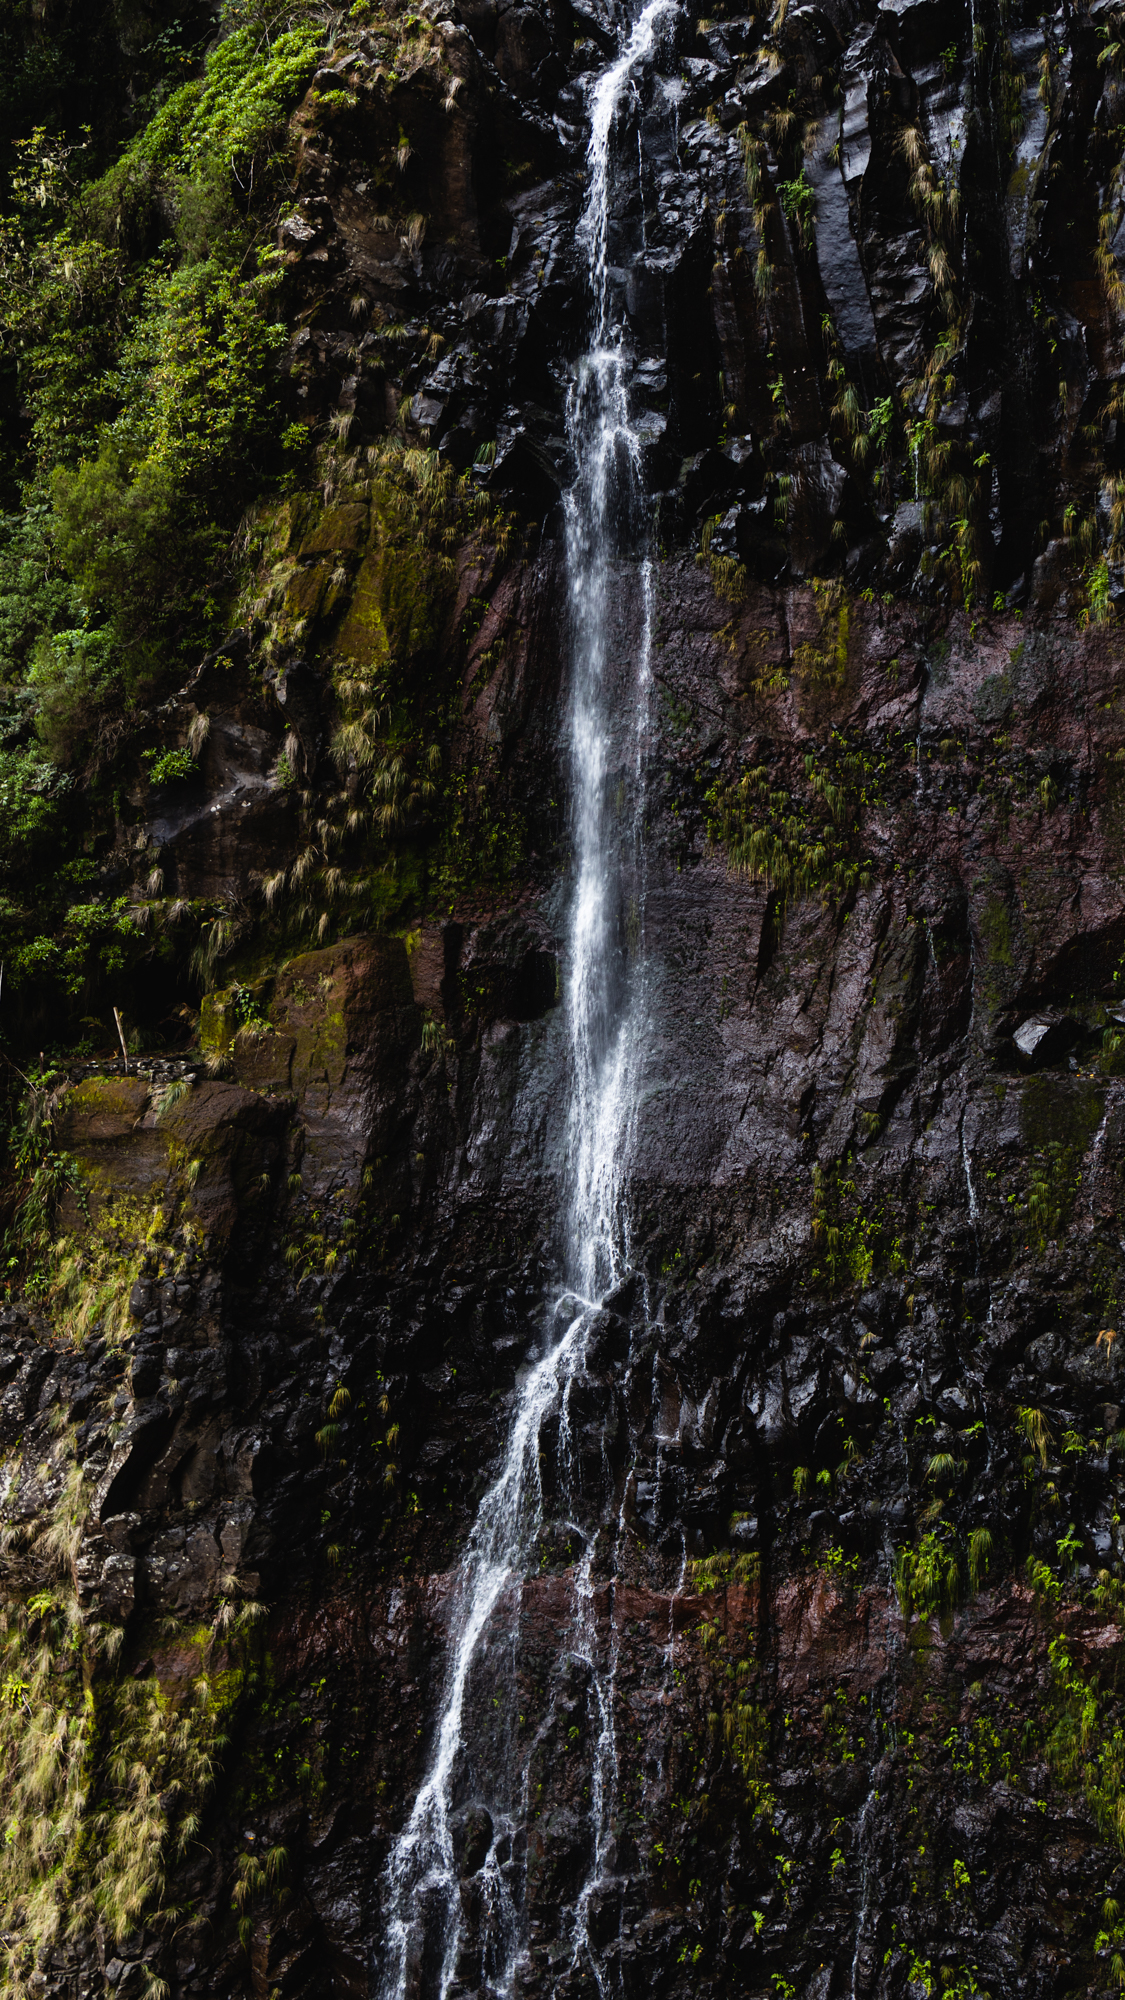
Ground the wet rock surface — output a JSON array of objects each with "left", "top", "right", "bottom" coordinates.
[{"left": 13, "top": 0, "right": 1125, "bottom": 1992}]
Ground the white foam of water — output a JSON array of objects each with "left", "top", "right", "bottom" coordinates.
[
  {"left": 960, "top": 1115, "right": 979, "bottom": 1224},
  {"left": 376, "top": 8, "right": 674, "bottom": 1994}
]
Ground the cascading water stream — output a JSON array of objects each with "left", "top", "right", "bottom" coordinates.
[{"left": 376, "top": 8, "right": 676, "bottom": 1996}]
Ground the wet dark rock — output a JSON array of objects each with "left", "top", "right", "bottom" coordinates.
[{"left": 13, "top": 0, "right": 1125, "bottom": 1991}]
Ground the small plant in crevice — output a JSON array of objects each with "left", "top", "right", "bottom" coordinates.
[
  {"left": 898, "top": 121, "right": 960, "bottom": 314},
  {"left": 735, "top": 124, "right": 774, "bottom": 299},
  {"left": 704, "top": 736, "right": 876, "bottom": 915},
  {"left": 142, "top": 747, "right": 196, "bottom": 788},
  {"left": 821, "top": 314, "right": 871, "bottom": 481},
  {"left": 777, "top": 168, "right": 815, "bottom": 251},
  {"left": 232, "top": 1841, "right": 291, "bottom": 1954},
  {"left": 894, "top": 1528, "right": 960, "bottom": 1621},
  {"left": 809, "top": 1159, "right": 881, "bottom": 1292}
]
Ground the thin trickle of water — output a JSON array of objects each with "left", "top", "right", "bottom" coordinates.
[
  {"left": 667, "top": 74, "right": 683, "bottom": 161},
  {"left": 960, "top": 1114, "right": 979, "bottom": 1224},
  {"left": 567, "top": 1530, "right": 621, "bottom": 1995},
  {"left": 848, "top": 1568, "right": 901, "bottom": 1998},
  {"left": 847, "top": 1779, "right": 879, "bottom": 2000},
  {"left": 376, "top": 8, "right": 674, "bottom": 1995},
  {"left": 1087, "top": 1086, "right": 1118, "bottom": 1226}
]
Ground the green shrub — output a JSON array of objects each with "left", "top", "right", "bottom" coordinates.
[
  {"left": 48, "top": 447, "right": 220, "bottom": 696},
  {"left": 144, "top": 747, "right": 196, "bottom": 786},
  {"left": 0, "top": 744, "right": 65, "bottom": 870},
  {"left": 128, "top": 23, "right": 324, "bottom": 177},
  {"left": 27, "top": 623, "right": 117, "bottom": 764},
  {"left": 0, "top": 505, "right": 82, "bottom": 682},
  {"left": 115, "top": 258, "right": 287, "bottom": 491}
]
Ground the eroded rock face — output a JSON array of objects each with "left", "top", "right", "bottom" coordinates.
[
  {"left": 27, "top": 592, "right": 1125, "bottom": 1998},
  {"left": 13, "top": 0, "right": 1125, "bottom": 1994}
]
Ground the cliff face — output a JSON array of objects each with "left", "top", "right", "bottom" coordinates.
[{"left": 5, "top": 0, "right": 1125, "bottom": 1994}]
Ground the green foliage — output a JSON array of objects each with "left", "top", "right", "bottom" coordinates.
[
  {"left": 689, "top": 1548, "right": 761, "bottom": 1591},
  {"left": 15, "top": 897, "right": 139, "bottom": 996},
  {"left": 144, "top": 747, "right": 196, "bottom": 787},
  {"left": 0, "top": 740, "right": 66, "bottom": 873},
  {"left": 0, "top": 13, "right": 322, "bottom": 612},
  {"left": 0, "top": 2, "right": 334, "bottom": 1035},
  {"left": 46, "top": 250, "right": 286, "bottom": 694},
  {"left": 697, "top": 549, "right": 749, "bottom": 602},
  {"left": 0, "top": 1413, "right": 242, "bottom": 1983},
  {"left": 777, "top": 170, "right": 815, "bottom": 249},
  {"left": 705, "top": 747, "right": 874, "bottom": 911},
  {"left": 127, "top": 22, "right": 324, "bottom": 180},
  {"left": 1045, "top": 1635, "right": 1125, "bottom": 1843},
  {"left": 809, "top": 1161, "right": 880, "bottom": 1290},
  {"left": 0, "top": 129, "right": 130, "bottom": 474},
  {"left": 2, "top": 1065, "right": 77, "bottom": 1287},
  {"left": 722, "top": 1695, "right": 771, "bottom": 1800},
  {"left": 1019, "top": 1081, "right": 1102, "bottom": 1253},
  {"left": 868, "top": 395, "right": 894, "bottom": 456},
  {"left": 26, "top": 621, "right": 117, "bottom": 763},
  {"left": 433, "top": 763, "right": 526, "bottom": 898},
  {"left": 333, "top": 707, "right": 441, "bottom": 834},
  {"left": 1082, "top": 557, "right": 1113, "bottom": 628},
  {"left": 943, "top": 1707, "right": 1017, "bottom": 1788},
  {"left": 1016, "top": 1404, "right": 1052, "bottom": 1470},
  {"left": 153, "top": 1076, "right": 194, "bottom": 1119},
  {"left": 894, "top": 1529, "right": 960, "bottom": 1621},
  {"left": 110, "top": 260, "right": 287, "bottom": 491},
  {"left": 0, "top": 506, "right": 81, "bottom": 683},
  {"left": 967, "top": 1526, "right": 992, "bottom": 1594}
]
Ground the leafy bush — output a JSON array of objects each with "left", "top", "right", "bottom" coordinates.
[
  {"left": 115, "top": 259, "right": 288, "bottom": 490},
  {"left": 0, "top": 0, "right": 331, "bottom": 1038},
  {"left": 26, "top": 622, "right": 117, "bottom": 763},
  {"left": 0, "top": 506, "right": 82, "bottom": 681},
  {"left": 49, "top": 446, "right": 223, "bottom": 696},
  {"left": 144, "top": 747, "right": 196, "bottom": 786},
  {"left": 127, "top": 22, "right": 324, "bottom": 178},
  {"left": 0, "top": 744, "right": 66, "bottom": 870},
  {"left": 12, "top": 897, "right": 139, "bottom": 995},
  {"left": 0, "top": 130, "right": 131, "bottom": 473}
]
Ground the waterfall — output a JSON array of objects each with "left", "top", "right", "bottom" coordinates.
[
  {"left": 960, "top": 1115, "right": 979, "bottom": 1224},
  {"left": 376, "top": 6, "right": 675, "bottom": 1995}
]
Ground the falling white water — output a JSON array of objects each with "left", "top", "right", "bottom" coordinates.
[
  {"left": 960, "top": 1114, "right": 979, "bottom": 1224},
  {"left": 847, "top": 1778, "right": 879, "bottom": 2000},
  {"left": 377, "top": 8, "right": 674, "bottom": 1997},
  {"left": 565, "top": 0, "right": 676, "bottom": 1303},
  {"left": 848, "top": 1595, "right": 900, "bottom": 2000},
  {"left": 1087, "top": 1086, "right": 1118, "bottom": 1226}
]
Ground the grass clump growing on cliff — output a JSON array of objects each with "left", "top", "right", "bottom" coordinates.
[
  {"left": 690, "top": 1549, "right": 760, "bottom": 1590},
  {"left": 705, "top": 734, "right": 875, "bottom": 912},
  {"left": 39, "top": 1194, "right": 154, "bottom": 1348},
  {"left": 687, "top": 1593, "right": 776, "bottom": 1828},
  {"left": 894, "top": 1530, "right": 960, "bottom": 1621},
  {"left": 0, "top": 1406, "right": 270, "bottom": 1991},
  {"left": 0, "top": 1426, "right": 230, "bottom": 1989},
  {"left": 809, "top": 1161, "right": 879, "bottom": 1290},
  {"left": 234, "top": 445, "right": 530, "bottom": 946}
]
